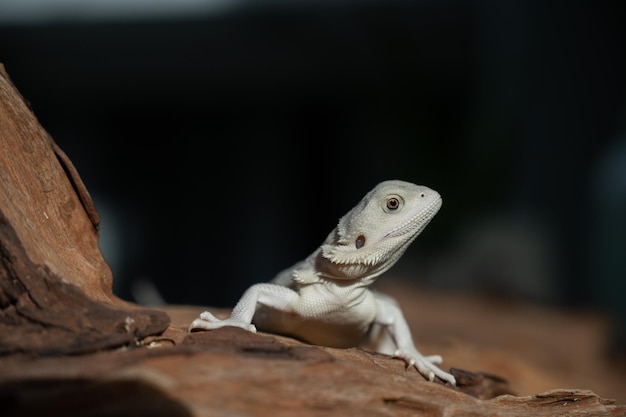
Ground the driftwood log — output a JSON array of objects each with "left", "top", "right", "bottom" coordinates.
[
  {"left": 0, "top": 64, "right": 170, "bottom": 356},
  {"left": 0, "top": 64, "right": 623, "bottom": 416}
]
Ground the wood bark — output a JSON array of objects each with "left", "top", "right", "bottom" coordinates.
[{"left": 0, "top": 64, "right": 169, "bottom": 355}]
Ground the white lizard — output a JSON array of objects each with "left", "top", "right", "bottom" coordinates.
[{"left": 189, "top": 180, "right": 456, "bottom": 385}]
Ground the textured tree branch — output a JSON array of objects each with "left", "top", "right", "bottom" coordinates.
[{"left": 0, "top": 64, "right": 169, "bottom": 356}]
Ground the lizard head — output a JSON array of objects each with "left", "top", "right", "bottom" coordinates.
[{"left": 319, "top": 180, "right": 442, "bottom": 281}]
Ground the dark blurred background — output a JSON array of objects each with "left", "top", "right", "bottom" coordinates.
[{"left": 1, "top": 0, "right": 624, "bottom": 353}]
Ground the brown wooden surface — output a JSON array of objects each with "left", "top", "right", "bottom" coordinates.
[
  {"left": 2, "top": 308, "right": 624, "bottom": 417},
  {"left": 0, "top": 64, "right": 111, "bottom": 301},
  {"left": 0, "top": 64, "right": 170, "bottom": 356}
]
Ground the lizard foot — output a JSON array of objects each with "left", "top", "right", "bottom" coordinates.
[
  {"left": 394, "top": 349, "right": 456, "bottom": 386},
  {"left": 188, "top": 311, "right": 257, "bottom": 333},
  {"left": 423, "top": 354, "right": 443, "bottom": 365}
]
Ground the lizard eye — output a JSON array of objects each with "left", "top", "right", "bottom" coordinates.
[
  {"left": 355, "top": 235, "right": 366, "bottom": 249},
  {"left": 386, "top": 197, "right": 400, "bottom": 210}
]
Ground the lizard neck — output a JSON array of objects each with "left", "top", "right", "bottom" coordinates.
[{"left": 313, "top": 249, "right": 388, "bottom": 286}]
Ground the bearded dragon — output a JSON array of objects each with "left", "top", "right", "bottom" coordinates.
[{"left": 189, "top": 180, "right": 456, "bottom": 385}]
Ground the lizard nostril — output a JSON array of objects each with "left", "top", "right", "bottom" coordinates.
[{"left": 355, "top": 235, "right": 366, "bottom": 249}]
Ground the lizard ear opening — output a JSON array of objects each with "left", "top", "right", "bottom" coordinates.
[{"left": 355, "top": 235, "right": 366, "bottom": 249}]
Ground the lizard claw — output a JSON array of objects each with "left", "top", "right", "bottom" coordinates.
[
  {"left": 404, "top": 357, "right": 416, "bottom": 371},
  {"left": 188, "top": 311, "right": 257, "bottom": 333},
  {"left": 393, "top": 349, "right": 456, "bottom": 386}
]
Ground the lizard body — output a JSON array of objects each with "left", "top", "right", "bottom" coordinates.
[{"left": 189, "top": 180, "right": 456, "bottom": 385}]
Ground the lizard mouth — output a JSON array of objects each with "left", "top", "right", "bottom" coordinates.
[{"left": 381, "top": 195, "right": 442, "bottom": 241}]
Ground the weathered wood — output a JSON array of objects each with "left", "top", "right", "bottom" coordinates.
[
  {"left": 0, "top": 64, "right": 169, "bottom": 356},
  {"left": 1, "top": 322, "right": 623, "bottom": 417},
  {"left": 0, "top": 64, "right": 110, "bottom": 301}
]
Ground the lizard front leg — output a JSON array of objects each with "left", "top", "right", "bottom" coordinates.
[
  {"left": 372, "top": 292, "right": 456, "bottom": 385},
  {"left": 189, "top": 283, "right": 299, "bottom": 333}
]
